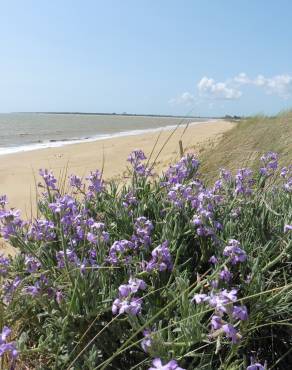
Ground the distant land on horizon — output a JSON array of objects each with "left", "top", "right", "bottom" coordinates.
[{"left": 14, "top": 111, "right": 242, "bottom": 119}]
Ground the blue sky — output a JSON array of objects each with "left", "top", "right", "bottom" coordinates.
[{"left": 0, "top": 0, "right": 292, "bottom": 116}]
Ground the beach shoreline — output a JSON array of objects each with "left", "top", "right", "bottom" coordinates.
[
  {"left": 0, "top": 119, "right": 234, "bottom": 216},
  {"left": 0, "top": 118, "right": 213, "bottom": 156}
]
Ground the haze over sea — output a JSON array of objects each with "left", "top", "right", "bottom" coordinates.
[{"left": 0, "top": 113, "right": 208, "bottom": 155}]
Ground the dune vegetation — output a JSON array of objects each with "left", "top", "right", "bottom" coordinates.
[
  {"left": 199, "top": 111, "right": 292, "bottom": 183},
  {"left": 0, "top": 115, "right": 291, "bottom": 370}
]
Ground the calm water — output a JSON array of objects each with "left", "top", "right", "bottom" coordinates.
[{"left": 0, "top": 113, "right": 208, "bottom": 155}]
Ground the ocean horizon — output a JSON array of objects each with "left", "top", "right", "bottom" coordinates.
[{"left": 0, "top": 113, "right": 211, "bottom": 156}]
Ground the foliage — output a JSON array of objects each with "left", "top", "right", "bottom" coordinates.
[{"left": 0, "top": 149, "right": 291, "bottom": 370}]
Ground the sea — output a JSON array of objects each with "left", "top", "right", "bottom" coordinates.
[{"left": 0, "top": 113, "right": 210, "bottom": 156}]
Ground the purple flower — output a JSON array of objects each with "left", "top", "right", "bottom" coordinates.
[
  {"left": 112, "top": 297, "right": 142, "bottom": 315},
  {"left": 117, "top": 278, "right": 147, "bottom": 298},
  {"left": 0, "top": 195, "right": 8, "bottom": 207},
  {"left": 164, "top": 153, "right": 200, "bottom": 185},
  {"left": 0, "top": 208, "right": 23, "bottom": 240},
  {"left": 0, "top": 326, "right": 18, "bottom": 360},
  {"left": 222, "top": 323, "right": 240, "bottom": 343},
  {"left": 192, "top": 293, "right": 210, "bottom": 304},
  {"left": 127, "top": 150, "right": 151, "bottom": 177},
  {"left": 56, "top": 290, "right": 64, "bottom": 304},
  {"left": 219, "top": 267, "right": 233, "bottom": 282},
  {"left": 87, "top": 222, "right": 109, "bottom": 245},
  {"left": 220, "top": 168, "right": 232, "bottom": 182},
  {"left": 122, "top": 191, "right": 137, "bottom": 208},
  {"left": 127, "top": 277, "right": 147, "bottom": 293},
  {"left": 284, "top": 224, "right": 292, "bottom": 233},
  {"left": 146, "top": 241, "right": 172, "bottom": 272},
  {"left": 211, "top": 315, "right": 223, "bottom": 330},
  {"left": 235, "top": 168, "right": 254, "bottom": 196},
  {"left": 69, "top": 174, "right": 83, "bottom": 189},
  {"left": 86, "top": 170, "right": 104, "bottom": 197},
  {"left": 141, "top": 329, "right": 153, "bottom": 352},
  {"left": 24, "top": 255, "right": 41, "bottom": 273},
  {"left": 127, "top": 149, "right": 147, "bottom": 165},
  {"left": 149, "top": 358, "right": 185, "bottom": 370},
  {"left": 213, "top": 179, "right": 223, "bottom": 192},
  {"left": 27, "top": 219, "right": 56, "bottom": 241},
  {"left": 133, "top": 217, "right": 153, "bottom": 247},
  {"left": 107, "top": 239, "right": 134, "bottom": 265},
  {"left": 223, "top": 239, "right": 247, "bottom": 264},
  {"left": 0, "top": 255, "right": 10, "bottom": 276},
  {"left": 232, "top": 305, "right": 248, "bottom": 321},
  {"left": 209, "top": 255, "right": 218, "bottom": 264},
  {"left": 3, "top": 276, "right": 22, "bottom": 303},
  {"left": 24, "top": 283, "right": 41, "bottom": 297},
  {"left": 247, "top": 358, "right": 266, "bottom": 370},
  {"left": 118, "top": 284, "right": 132, "bottom": 298},
  {"left": 260, "top": 152, "right": 278, "bottom": 176},
  {"left": 56, "top": 249, "right": 78, "bottom": 269},
  {"left": 208, "top": 289, "right": 238, "bottom": 314},
  {"left": 0, "top": 326, "right": 11, "bottom": 343},
  {"left": 49, "top": 195, "right": 76, "bottom": 214},
  {"left": 39, "top": 169, "right": 57, "bottom": 189}
]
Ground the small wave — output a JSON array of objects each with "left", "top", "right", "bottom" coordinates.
[{"left": 0, "top": 120, "right": 213, "bottom": 156}]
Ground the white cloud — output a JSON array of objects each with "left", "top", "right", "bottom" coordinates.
[
  {"left": 255, "top": 74, "right": 292, "bottom": 98},
  {"left": 197, "top": 77, "right": 242, "bottom": 100},
  {"left": 234, "top": 73, "right": 292, "bottom": 98},
  {"left": 169, "top": 72, "right": 292, "bottom": 106},
  {"left": 169, "top": 91, "right": 196, "bottom": 105},
  {"left": 233, "top": 73, "right": 251, "bottom": 85}
]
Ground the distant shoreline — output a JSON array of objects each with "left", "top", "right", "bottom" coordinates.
[
  {"left": 14, "top": 111, "right": 219, "bottom": 119},
  {"left": 0, "top": 119, "right": 214, "bottom": 156}
]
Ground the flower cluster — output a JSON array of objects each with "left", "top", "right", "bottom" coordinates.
[
  {"left": 281, "top": 165, "right": 292, "bottom": 192},
  {"left": 107, "top": 239, "right": 135, "bottom": 265},
  {"left": 145, "top": 241, "right": 172, "bottom": 272},
  {"left": 235, "top": 168, "right": 254, "bottom": 196},
  {"left": 122, "top": 191, "right": 137, "bottom": 210},
  {"left": 193, "top": 239, "right": 248, "bottom": 344},
  {"left": 112, "top": 277, "right": 146, "bottom": 315},
  {"left": 164, "top": 153, "right": 199, "bottom": 185},
  {"left": 39, "top": 169, "right": 58, "bottom": 190},
  {"left": 0, "top": 207, "right": 23, "bottom": 240},
  {"left": 191, "top": 189, "right": 223, "bottom": 238},
  {"left": 23, "top": 274, "right": 53, "bottom": 298},
  {"left": 223, "top": 239, "right": 247, "bottom": 264},
  {"left": 27, "top": 219, "right": 56, "bottom": 241},
  {"left": 0, "top": 150, "right": 289, "bottom": 368},
  {"left": 127, "top": 149, "right": 151, "bottom": 177},
  {"left": 86, "top": 170, "right": 104, "bottom": 197},
  {"left": 0, "top": 326, "right": 18, "bottom": 361},
  {"left": 260, "top": 151, "right": 278, "bottom": 176},
  {"left": 132, "top": 216, "right": 154, "bottom": 248},
  {"left": 0, "top": 195, "right": 8, "bottom": 207},
  {"left": 0, "top": 254, "right": 10, "bottom": 277},
  {"left": 247, "top": 358, "right": 267, "bottom": 370},
  {"left": 69, "top": 174, "right": 83, "bottom": 189},
  {"left": 2, "top": 276, "right": 21, "bottom": 303},
  {"left": 86, "top": 221, "right": 109, "bottom": 245},
  {"left": 149, "top": 358, "right": 185, "bottom": 370},
  {"left": 24, "top": 255, "right": 41, "bottom": 273}
]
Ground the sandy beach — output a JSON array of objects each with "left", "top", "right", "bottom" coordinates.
[
  {"left": 0, "top": 119, "right": 235, "bottom": 256},
  {"left": 0, "top": 120, "right": 234, "bottom": 216}
]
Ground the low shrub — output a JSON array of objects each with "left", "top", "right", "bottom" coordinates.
[{"left": 0, "top": 150, "right": 291, "bottom": 369}]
